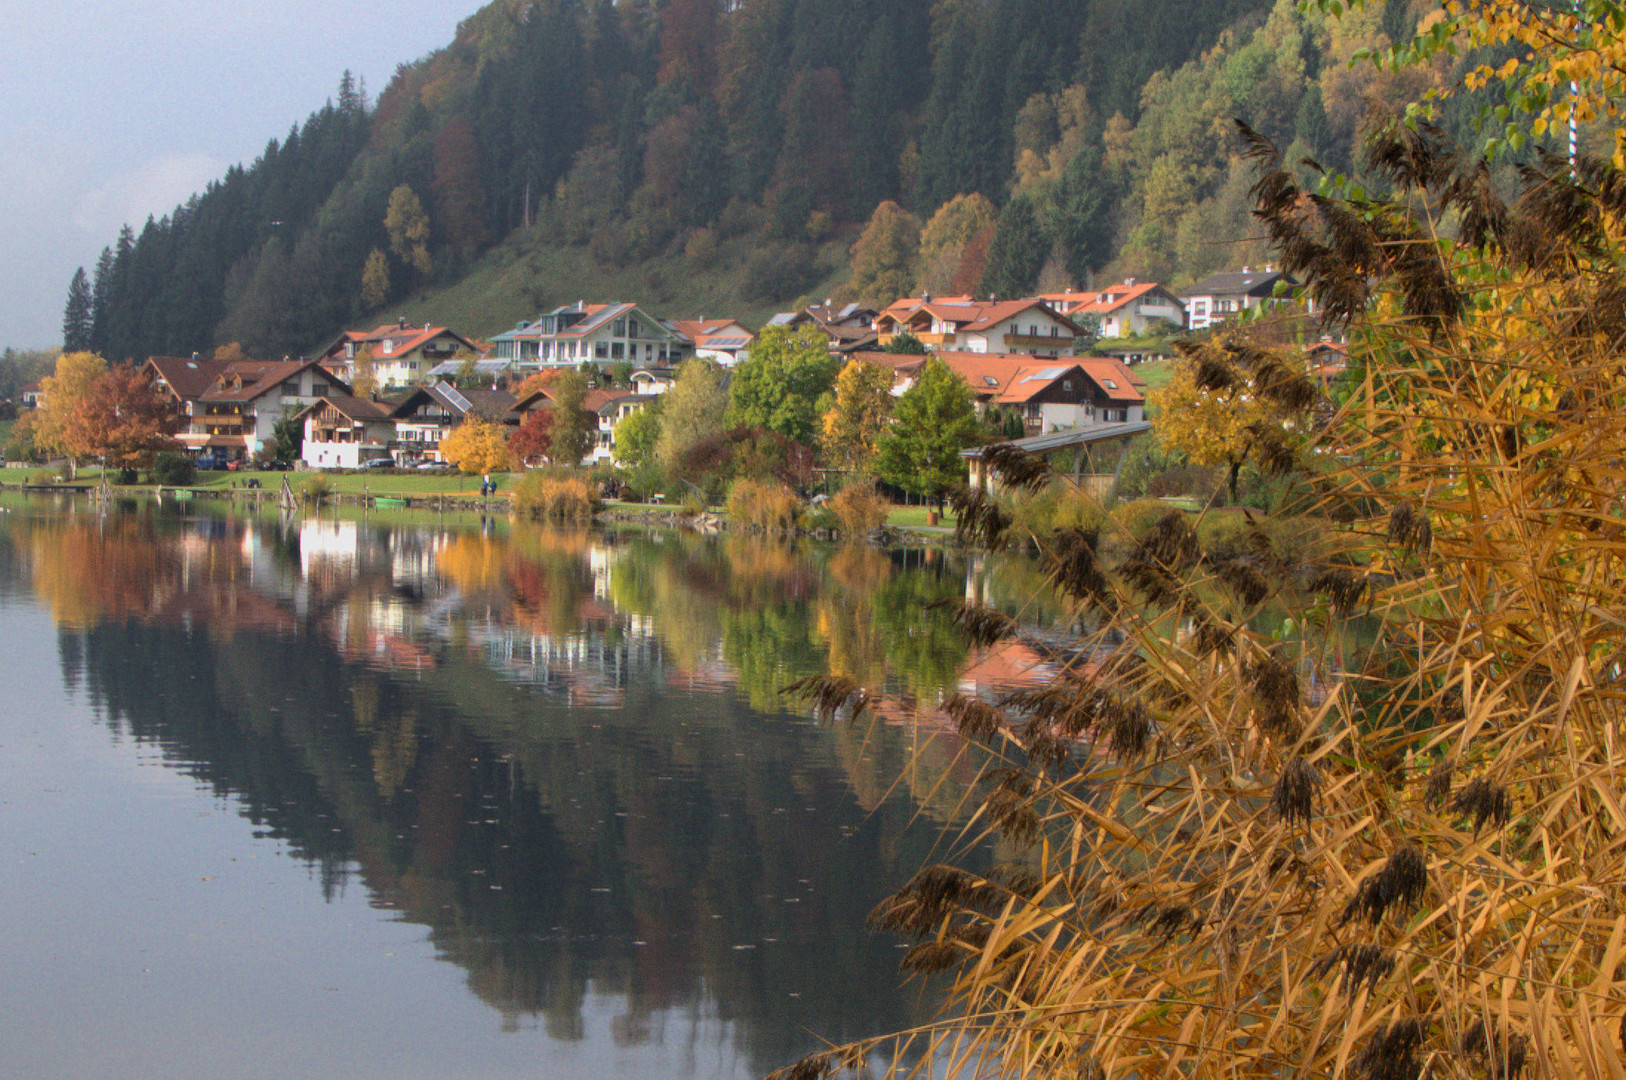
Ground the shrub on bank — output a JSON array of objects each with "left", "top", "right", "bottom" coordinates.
[
  {"left": 513, "top": 470, "right": 601, "bottom": 521},
  {"left": 1005, "top": 482, "right": 1107, "bottom": 539},
  {"left": 726, "top": 478, "right": 800, "bottom": 531},
  {"left": 152, "top": 452, "right": 195, "bottom": 487},
  {"left": 302, "top": 475, "right": 333, "bottom": 504},
  {"left": 829, "top": 482, "right": 890, "bottom": 537}
]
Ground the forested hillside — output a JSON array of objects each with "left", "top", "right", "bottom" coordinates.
[{"left": 66, "top": 0, "right": 1488, "bottom": 362}]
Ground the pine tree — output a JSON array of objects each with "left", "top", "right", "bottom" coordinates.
[
  {"left": 89, "top": 247, "right": 113, "bottom": 354},
  {"left": 979, "top": 195, "right": 1047, "bottom": 299},
  {"left": 62, "top": 269, "right": 94, "bottom": 352}
]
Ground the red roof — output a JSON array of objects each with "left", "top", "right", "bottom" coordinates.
[
  {"left": 1040, "top": 282, "right": 1174, "bottom": 318},
  {"left": 876, "top": 297, "right": 1082, "bottom": 337},
  {"left": 1073, "top": 358, "right": 1144, "bottom": 402}
]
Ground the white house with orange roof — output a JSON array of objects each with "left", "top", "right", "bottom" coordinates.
[
  {"left": 873, "top": 296, "right": 1083, "bottom": 357},
  {"left": 488, "top": 302, "right": 692, "bottom": 371},
  {"left": 1041, "top": 280, "right": 1186, "bottom": 338},
  {"left": 670, "top": 318, "right": 755, "bottom": 367},
  {"left": 877, "top": 351, "right": 1145, "bottom": 436},
  {"left": 319, "top": 319, "right": 479, "bottom": 389}
]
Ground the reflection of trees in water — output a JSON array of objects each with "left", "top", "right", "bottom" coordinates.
[
  {"left": 67, "top": 618, "right": 963, "bottom": 1069},
  {"left": 11, "top": 510, "right": 1027, "bottom": 1072}
]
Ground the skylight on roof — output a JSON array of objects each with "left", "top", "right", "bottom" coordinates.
[
  {"left": 1104, "top": 379, "right": 1118, "bottom": 389},
  {"left": 982, "top": 375, "right": 1000, "bottom": 386}
]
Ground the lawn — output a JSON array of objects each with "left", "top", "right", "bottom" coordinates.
[
  {"left": 885, "top": 505, "right": 957, "bottom": 529},
  {"left": 1132, "top": 358, "right": 1177, "bottom": 392}
]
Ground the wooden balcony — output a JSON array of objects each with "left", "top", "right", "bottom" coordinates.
[{"left": 1003, "top": 334, "right": 1073, "bottom": 350}]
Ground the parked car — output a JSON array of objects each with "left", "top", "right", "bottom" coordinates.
[
  {"left": 415, "top": 460, "right": 450, "bottom": 471},
  {"left": 195, "top": 454, "right": 227, "bottom": 471},
  {"left": 359, "top": 458, "right": 394, "bottom": 470}
]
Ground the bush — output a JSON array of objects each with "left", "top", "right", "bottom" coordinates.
[
  {"left": 152, "top": 452, "right": 194, "bottom": 484},
  {"left": 1006, "top": 482, "right": 1107, "bottom": 539},
  {"left": 302, "top": 475, "right": 333, "bottom": 504},
  {"left": 512, "top": 470, "right": 601, "bottom": 522},
  {"left": 726, "top": 478, "right": 801, "bottom": 532},
  {"left": 829, "top": 482, "right": 890, "bottom": 538},
  {"left": 1107, "top": 497, "right": 1174, "bottom": 543},
  {"left": 115, "top": 467, "right": 139, "bottom": 485},
  {"left": 31, "top": 467, "right": 60, "bottom": 485}
]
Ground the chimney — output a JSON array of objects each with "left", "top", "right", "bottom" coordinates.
[
  {"left": 396, "top": 315, "right": 407, "bottom": 327},
  {"left": 1264, "top": 262, "right": 1277, "bottom": 273},
  {"left": 1241, "top": 266, "right": 1253, "bottom": 274},
  {"left": 922, "top": 292, "right": 931, "bottom": 304},
  {"left": 1123, "top": 277, "right": 1135, "bottom": 286}
]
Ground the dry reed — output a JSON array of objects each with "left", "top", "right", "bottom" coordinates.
[{"left": 771, "top": 122, "right": 1626, "bottom": 1080}]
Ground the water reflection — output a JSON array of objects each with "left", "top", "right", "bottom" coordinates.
[{"left": 5, "top": 500, "right": 1071, "bottom": 1077}]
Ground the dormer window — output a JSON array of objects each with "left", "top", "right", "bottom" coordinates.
[{"left": 382, "top": 339, "right": 395, "bottom": 354}]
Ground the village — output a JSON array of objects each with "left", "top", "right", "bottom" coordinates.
[{"left": 8, "top": 265, "right": 1341, "bottom": 511}]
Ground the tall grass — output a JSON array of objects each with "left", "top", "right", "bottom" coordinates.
[
  {"left": 776, "top": 124, "right": 1626, "bottom": 1079},
  {"left": 512, "top": 470, "right": 600, "bottom": 522},
  {"left": 829, "top": 482, "right": 890, "bottom": 538},
  {"left": 725, "top": 478, "right": 800, "bottom": 532}
]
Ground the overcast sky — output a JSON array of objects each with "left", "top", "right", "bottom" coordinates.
[{"left": 0, "top": 1, "right": 486, "bottom": 350}]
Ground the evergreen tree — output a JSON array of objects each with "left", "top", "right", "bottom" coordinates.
[
  {"left": 89, "top": 247, "right": 113, "bottom": 355},
  {"left": 62, "top": 269, "right": 93, "bottom": 352},
  {"left": 979, "top": 195, "right": 1047, "bottom": 299}
]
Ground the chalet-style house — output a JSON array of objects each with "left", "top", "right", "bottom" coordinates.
[
  {"left": 873, "top": 351, "right": 1145, "bottom": 436},
  {"left": 319, "top": 320, "right": 479, "bottom": 389},
  {"left": 1180, "top": 267, "right": 1295, "bottom": 331},
  {"left": 1041, "top": 281, "right": 1186, "bottom": 338},
  {"left": 488, "top": 302, "right": 692, "bottom": 370},
  {"left": 873, "top": 297, "right": 1085, "bottom": 358},
  {"left": 386, "top": 383, "right": 518, "bottom": 464},
  {"left": 297, "top": 395, "right": 397, "bottom": 470},
  {"left": 670, "top": 319, "right": 755, "bottom": 367},
  {"left": 767, "top": 302, "right": 879, "bottom": 355},
  {"left": 144, "top": 355, "right": 350, "bottom": 463}
]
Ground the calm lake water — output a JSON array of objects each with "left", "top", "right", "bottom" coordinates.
[{"left": 0, "top": 497, "right": 1061, "bottom": 1080}]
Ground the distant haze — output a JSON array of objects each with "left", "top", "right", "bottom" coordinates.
[{"left": 0, "top": 1, "right": 484, "bottom": 350}]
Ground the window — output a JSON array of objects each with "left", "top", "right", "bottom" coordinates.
[
  {"left": 613, "top": 319, "right": 626, "bottom": 336},
  {"left": 281, "top": 381, "right": 299, "bottom": 396},
  {"left": 611, "top": 342, "right": 624, "bottom": 360},
  {"left": 1103, "top": 379, "right": 1117, "bottom": 389},
  {"left": 1062, "top": 380, "right": 1073, "bottom": 391},
  {"left": 595, "top": 341, "right": 609, "bottom": 360},
  {"left": 313, "top": 384, "right": 329, "bottom": 397}
]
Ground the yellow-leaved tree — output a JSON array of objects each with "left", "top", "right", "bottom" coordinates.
[
  {"left": 439, "top": 418, "right": 509, "bottom": 476},
  {"left": 1146, "top": 348, "right": 1298, "bottom": 501},
  {"left": 36, "top": 351, "right": 108, "bottom": 462},
  {"left": 820, "top": 359, "right": 895, "bottom": 474}
]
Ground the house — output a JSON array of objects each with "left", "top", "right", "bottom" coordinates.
[
  {"left": 144, "top": 355, "right": 351, "bottom": 463},
  {"left": 670, "top": 319, "right": 755, "bottom": 367},
  {"left": 873, "top": 297, "right": 1084, "bottom": 357},
  {"left": 1180, "top": 266, "right": 1296, "bottom": 331},
  {"left": 298, "top": 395, "right": 397, "bottom": 470},
  {"left": 389, "top": 382, "right": 518, "bottom": 465},
  {"left": 766, "top": 302, "right": 879, "bottom": 355},
  {"left": 1040, "top": 281, "right": 1186, "bottom": 338},
  {"left": 876, "top": 351, "right": 1145, "bottom": 435},
  {"left": 18, "top": 382, "right": 41, "bottom": 409},
  {"left": 319, "top": 320, "right": 479, "bottom": 389},
  {"left": 628, "top": 366, "right": 681, "bottom": 395},
  {"left": 511, "top": 385, "right": 640, "bottom": 466},
  {"left": 488, "top": 302, "right": 692, "bottom": 371}
]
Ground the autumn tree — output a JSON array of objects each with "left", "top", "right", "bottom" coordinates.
[
  {"left": 351, "top": 347, "right": 378, "bottom": 399},
  {"left": 656, "top": 357, "right": 728, "bottom": 471},
  {"left": 432, "top": 117, "right": 488, "bottom": 258},
  {"left": 1147, "top": 345, "right": 1293, "bottom": 502},
  {"left": 65, "top": 365, "right": 180, "bottom": 468},
  {"left": 848, "top": 201, "right": 920, "bottom": 307},
  {"left": 508, "top": 408, "right": 554, "bottom": 468},
  {"left": 874, "top": 357, "right": 983, "bottom": 503},
  {"left": 725, "top": 325, "right": 837, "bottom": 446},
  {"left": 361, "top": 249, "right": 391, "bottom": 308},
  {"left": 439, "top": 417, "right": 509, "bottom": 475},
  {"left": 35, "top": 351, "right": 108, "bottom": 460},
  {"left": 821, "top": 359, "right": 895, "bottom": 473},
  {"left": 918, "top": 193, "right": 997, "bottom": 296},
  {"left": 384, "top": 185, "right": 431, "bottom": 275}
]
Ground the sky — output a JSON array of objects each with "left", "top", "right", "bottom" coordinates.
[{"left": 0, "top": 1, "right": 487, "bottom": 351}]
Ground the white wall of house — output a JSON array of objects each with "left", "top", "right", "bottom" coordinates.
[{"left": 1184, "top": 294, "right": 1262, "bottom": 331}]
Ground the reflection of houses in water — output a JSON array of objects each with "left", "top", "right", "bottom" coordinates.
[
  {"left": 958, "top": 640, "right": 1060, "bottom": 698},
  {"left": 473, "top": 616, "right": 666, "bottom": 706}
]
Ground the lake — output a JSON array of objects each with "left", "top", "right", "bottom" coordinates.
[{"left": 0, "top": 497, "right": 1061, "bottom": 1079}]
